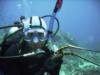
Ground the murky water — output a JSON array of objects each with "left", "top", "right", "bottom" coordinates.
[{"left": 0, "top": 0, "right": 100, "bottom": 75}]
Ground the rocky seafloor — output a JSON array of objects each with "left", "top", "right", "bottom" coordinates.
[
  {"left": 51, "top": 31, "right": 100, "bottom": 75},
  {"left": 0, "top": 31, "right": 100, "bottom": 75}
]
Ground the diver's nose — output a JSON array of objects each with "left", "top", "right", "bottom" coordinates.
[{"left": 33, "top": 36, "right": 39, "bottom": 43}]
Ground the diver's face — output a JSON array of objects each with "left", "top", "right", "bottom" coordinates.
[{"left": 24, "top": 28, "right": 46, "bottom": 49}]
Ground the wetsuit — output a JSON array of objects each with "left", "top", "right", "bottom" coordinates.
[{"left": 0, "top": 35, "right": 63, "bottom": 75}]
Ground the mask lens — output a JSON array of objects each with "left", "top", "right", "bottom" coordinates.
[
  {"left": 38, "top": 32, "right": 44, "bottom": 40},
  {"left": 24, "top": 32, "right": 34, "bottom": 41},
  {"left": 24, "top": 30, "right": 45, "bottom": 42},
  {"left": 27, "top": 32, "right": 33, "bottom": 38}
]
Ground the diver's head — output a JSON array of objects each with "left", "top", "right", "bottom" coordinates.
[{"left": 23, "top": 16, "right": 47, "bottom": 49}]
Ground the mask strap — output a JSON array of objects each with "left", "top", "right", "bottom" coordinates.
[
  {"left": 39, "top": 17, "right": 42, "bottom": 27},
  {"left": 30, "top": 17, "right": 32, "bottom": 24}
]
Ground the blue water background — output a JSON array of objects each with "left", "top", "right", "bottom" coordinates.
[{"left": 0, "top": 0, "right": 100, "bottom": 51}]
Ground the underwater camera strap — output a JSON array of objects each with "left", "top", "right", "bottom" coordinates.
[{"left": 0, "top": 25, "right": 22, "bottom": 29}]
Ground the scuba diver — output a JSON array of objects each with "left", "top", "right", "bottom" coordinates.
[
  {"left": 1, "top": 0, "right": 100, "bottom": 75},
  {"left": 0, "top": 0, "right": 63, "bottom": 75},
  {"left": 0, "top": 16, "right": 63, "bottom": 75}
]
